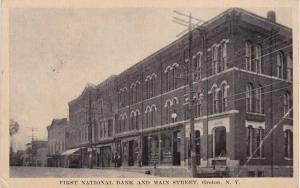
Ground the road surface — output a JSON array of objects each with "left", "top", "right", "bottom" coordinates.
[{"left": 10, "top": 166, "right": 154, "bottom": 178}]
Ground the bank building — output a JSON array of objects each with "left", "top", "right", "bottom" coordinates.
[{"left": 48, "top": 8, "right": 293, "bottom": 177}]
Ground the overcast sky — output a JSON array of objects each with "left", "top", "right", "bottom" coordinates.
[{"left": 9, "top": 8, "right": 292, "bottom": 150}]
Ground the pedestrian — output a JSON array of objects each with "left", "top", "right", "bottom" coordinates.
[
  {"left": 113, "top": 152, "right": 118, "bottom": 168},
  {"left": 117, "top": 153, "right": 121, "bottom": 167}
]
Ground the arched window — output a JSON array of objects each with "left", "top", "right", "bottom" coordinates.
[
  {"left": 255, "top": 44, "right": 262, "bottom": 73},
  {"left": 151, "top": 105, "right": 156, "bottom": 127},
  {"left": 213, "top": 87, "right": 219, "bottom": 114},
  {"left": 287, "top": 54, "right": 292, "bottom": 81},
  {"left": 246, "top": 83, "right": 255, "bottom": 112},
  {"left": 195, "top": 130, "right": 201, "bottom": 165},
  {"left": 220, "top": 84, "right": 228, "bottom": 112},
  {"left": 284, "top": 130, "right": 293, "bottom": 159},
  {"left": 150, "top": 77, "right": 155, "bottom": 97},
  {"left": 136, "top": 83, "right": 140, "bottom": 102},
  {"left": 213, "top": 127, "right": 226, "bottom": 157},
  {"left": 135, "top": 112, "right": 139, "bottom": 130},
  {"left": 245, "top": 41, "right": 253, "bottom": 71},
  {"left": 195, "top": 93, "right": 203, "bottom": 117},
  {"left": 172, "top": 67, "right": 176, "bottom": 89},
  {"left": 256, "top": 85, "right": 264, "bottom": 114},
  {"left": 166, "top": 69, "right": 171, "bottom": 91},
  {"left": 277, "top": 51, "right": 284, "bottom": 78},
  {"left": 165, "top": 100, "right": 172, "bottom": 124}
]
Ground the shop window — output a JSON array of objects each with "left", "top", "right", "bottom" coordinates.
[
  {"left": 247, "top": 126, "right": 264, "bottom": 158},
  {"left": 213, "top": 127, "right": 226, "bottom": 157},
  {"left": 284, "top": 130, "right": 293, "bottom": 159},
  {"left": 161, "top": 133, "right": 172, "bottom": 163}
]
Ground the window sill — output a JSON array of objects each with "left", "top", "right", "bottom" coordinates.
[
  {"left": 246, "top": 112, "right": 265, "bottom": 116},
  {"left": 284, "top": 157, "right": 293, "bottom": 161},
  {"left": 246, "top": 157, "right": 266, "bottom": 160}
]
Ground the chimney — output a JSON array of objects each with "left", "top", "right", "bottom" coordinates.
[{"left": 267, "top": 10, "right": 276, "bottom": 22}]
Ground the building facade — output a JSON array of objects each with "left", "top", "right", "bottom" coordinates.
[
  {"left": 47, "top": 118, "right": 68, "bottom": 167},
  {"left": 65, "top": 8, "right": 293, "bottom": 177}
]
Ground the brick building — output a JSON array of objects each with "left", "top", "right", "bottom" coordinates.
[
  {"left": 66, "top": 8, "right": 293, "bottom": 177},
  {"left": 47, "top": 118, "right": 68, "bottom": 167}
]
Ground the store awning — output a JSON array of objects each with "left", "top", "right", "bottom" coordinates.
[{"left": 61, "top": 148, "right": 81, "bottom": 156}]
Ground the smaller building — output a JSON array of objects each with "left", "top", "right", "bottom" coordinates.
[
  {"left": 24, "top": 140, "right": 48, "bottom": 166},
  {"left": 47, "top": 118, "right": 68, "bottom": 167}
]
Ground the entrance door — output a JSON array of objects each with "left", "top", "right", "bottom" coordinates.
[
  {"left": 128, "top": 140, "right": 134, "bottom": 166},
  {"left": 173, "top": 131, "right": 181, "bottom": 165},
  {"left": 142, "top": 137, "right": 149, "bottom": 166}
]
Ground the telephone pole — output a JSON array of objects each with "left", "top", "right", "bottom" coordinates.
[
  {"left": 26, "top": 127, "right": 39, "bottom": 166},
  {"left": 173, "top": 10, "right": 205, "bottom": 177}
]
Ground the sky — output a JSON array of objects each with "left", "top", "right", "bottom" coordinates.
[{"left": 9, "top": 8, "right": 292, "bottom": 151}]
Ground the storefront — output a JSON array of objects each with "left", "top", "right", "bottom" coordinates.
[
  {"left": 94, "top": 145, "right": 112, "bottom": 167},
  {"left": 141, "top": 127, "right": 184, "bottom": 166}
]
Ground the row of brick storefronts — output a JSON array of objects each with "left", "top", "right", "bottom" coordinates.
[{"left": 47, "top": 8, "right": 293, "bottom": 177}]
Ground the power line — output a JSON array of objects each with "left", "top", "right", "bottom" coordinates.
[{"left": 235, "top": 107, "right": 293, "bottom": 177}]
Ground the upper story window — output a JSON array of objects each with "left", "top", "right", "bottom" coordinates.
[
  {"left": 99, "top": 99, "right": 103, "bottom": 115},
  {"left": 118, "top": 87, "right": 128, "bottom": 107},
  {"left": 145, "top": 73, "right": 157, "bottom": 99},
  {"left": 221, "top": 40, "right": 228, "bottom": 71},
  {"left": 165, "top": 100, "right": 172, "bottom": 124},
  {"left": 255, "top": 44, "right": 262, "bottom": 73},
  {"left": 246, "top": 83, "right": 255, "bottom": 113},
  {"left": 164, "top": 63, "right": 179, "bottom": 92},
  {"left": 195, "top": 93, "right": 203, "bottom": 117},
  {"left": 287, "top": 53, "right": 293, "bottom": 81},
  {"left": 130, "top": 81, "right": 140, "bottom": 104},
  {"left": 255, "top": 85, "right": 264, "bottom": 114},
  {"left": 245, "top": 41, "right": 253, "bottom": 71},
  {"left": 277, "top": 51, "right": 284, "bottom": 79},
  {"left": 212, "top": 86, "right": 219, "bottom": 114},
  {"left": 220, "top": 82, "right": 229, "bottom": 112},
  {"left": 212, "top": 45, "right": 218, "bottom": 74},
  {"left": 193, "top": 52, "right": 203, "bottom": 80}
]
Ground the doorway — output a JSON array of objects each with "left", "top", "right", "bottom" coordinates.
[
  {"left": 173, "top": 131, "right": 181, "bottom": 165},
  {"left": 128, "top": 140, "right": 134, "bottom": 166},
  {"left": 142, "top": 137, "right": 149, "bottom": 166}
]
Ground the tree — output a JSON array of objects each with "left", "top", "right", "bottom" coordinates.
[{"left": 10, "top": 119, "right": 20, "bottom": 136}]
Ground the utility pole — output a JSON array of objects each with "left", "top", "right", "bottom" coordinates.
[
  {"left": 173, "top": 10, "right": 204, "bottom": 177},
  {"left": 88, "top": 91, "right": 93, "bottom": 169},
  {"left": 26, "top": 127, "right": 39, "bottom": 166}
]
